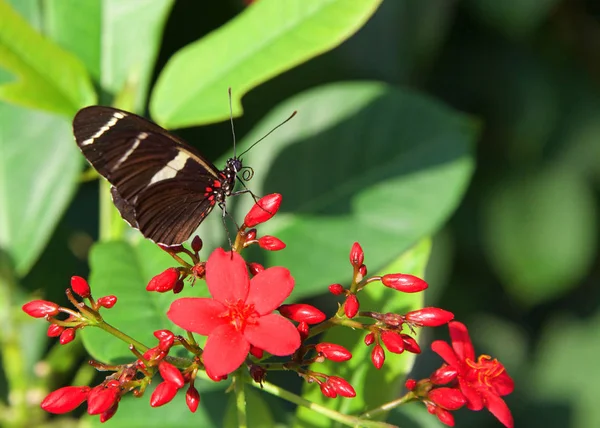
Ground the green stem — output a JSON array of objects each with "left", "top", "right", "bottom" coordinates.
[
  {"left": 234, "top": 371, "right": 247, "bottom": 428},
  {"left": 95, "top": 321, "right": 148, "bottom": 353},
  {"left": 255, "top": 380, "right": 397, "bottom": 428},
  {"left": 360, "top": 393, "right": 415, "bottom": 419}
]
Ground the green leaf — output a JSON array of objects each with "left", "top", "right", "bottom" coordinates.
[
  {"left": 294, "top": 239, "right": 431, "bottom": 428},
  {"left": 0, "top": 102, "right": 81, "bottom": 276},
  {"left": 43, "top": 0, "right": 173, "bottom": 112},
  {"left": 0, "top": 0, "right": 96, "bottom": 116},
  {"left": 201, "top": 81, "right": 476, "bottom": 300},
  {"left": 150, "top": 0, "right": 382, "bottom": 128},
  {"left": 482, "top": 166, "right": 597, "bottom": 306},
  {"left": 81, "top": 239, "right": 210, "bottom": 363}
]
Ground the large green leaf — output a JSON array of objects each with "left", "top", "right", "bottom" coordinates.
[
  {"left": 81, "top": 239, "right": 211, "bottom": 363},
  {"left": 150, "top": 0, "right": 382, "bottom": 127},
  {"left": 0, "top": 0, "right": 96, "bottom": 116},
  {"left": 42, "top": 0, "right": 173, "bottom": 112},
  {"left": 294, "top": 239, "right": 431, "bottom": 427},
  {"left": 199, "top": 81, "right": 476, "bottom": 299},
  {"left": 0, "top": 103, "right": 80, "bottom": 276}
]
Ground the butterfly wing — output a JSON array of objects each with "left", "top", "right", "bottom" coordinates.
[{"left": 73, "top": 106, "right": 222, "bottom": 245}]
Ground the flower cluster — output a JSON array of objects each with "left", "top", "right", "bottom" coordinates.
[{"left": 23, "top": 193, "right": 514, "bottom": 427}]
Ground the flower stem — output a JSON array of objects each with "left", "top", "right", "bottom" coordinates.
[
  {"left": 255, "top": 380, "right": 397, "bottom": 428},
  {"left": 360, "top": 393, "right": 415, "bottom": 419},
  {"left": 95, "top": 321, "right": 148, "bottom": 352},
  {"left": 234, "top": 371, "right": 248, "bottom": 428}
]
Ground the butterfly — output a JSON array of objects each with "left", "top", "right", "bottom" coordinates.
[{"left": 72, "top": 106, "right": 246, "bottom": 246}]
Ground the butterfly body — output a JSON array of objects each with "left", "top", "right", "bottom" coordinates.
[{"left": 73, "top": 106, "right": 242, "bottom": 246}]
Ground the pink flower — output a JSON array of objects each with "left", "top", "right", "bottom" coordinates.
[{"left": 167, "top": 248, "right": 300, "bottom": 377}]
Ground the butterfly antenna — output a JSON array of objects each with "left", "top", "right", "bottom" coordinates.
[
  {"left": 228, "top": 87, "right": 238, "bottom": 159},
  {"left": 238, "top": 110, "right": 297, "bottom": 158}
]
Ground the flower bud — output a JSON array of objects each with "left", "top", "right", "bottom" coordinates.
[
  {"left": 173, "top": 279, "right": 184, "bottom": 294},
  {"left": 405, "top": 379, "right": 417, "bottom": 390},
  {"left": 297, "top": 321, "right": 309, "bottom": 341},
  {"left": 150, "top": 381, "right": 178, "bottom": 407},
  {"left": 428, "top": 387, "right": 466, "bottom": 410},
  {"left": 430, "top": 366, "right": 458, "bottom": 385},
  {"left": 41, "top": 386, "right": 91, "bottom": 413},
  {"left": 319, "top": 382, "right": 337, "bottom": 398},
  {"left": 146, "top": 268, "right": 180, "bottom": 292},
  {"left": 315, "top": 343, "right": 352, "bottom": 362},
  {"left": 245, "top": 229, "right": 257, "bottom": 241},
  {"left": 248, "top": 262, "right": 264, "bottom": 276},
  {"left": 380, "top": 331, "right": 405, "bottom": 354},
  {"left": 87, "top": 384, "right": 120, "bottom": 415},
  {"left": 244, "top": 193, "right": 282, "bottom": 227},
  {"left": 364, "top": 332, "right": 375, "bottom": 346},
  {"left": 344, "top": 295, "right": 359, "bottom": 318},
  {"left": 97, "top": 295, "right": 117, "bottom": 308},
  {"left": 349, "top": 242, "right": 364, "bottom": 267},
  {"left": 47, "top": 324, "right": 64, "bottom": 337},
  {"left": 158, "top": 362, "right": 185, "bottom": 388},
  {"left": 278, "top": 304, "right": 326, "bottom": 324},
  {"left": 371, "top": 344, "right": 385, "bottom": 369},
  {"left": 154, "top": 330, "right": 175, "bottom": 351},
  {"left": 191, "top": 236, "right": 203, "bottom": 253},
  {"left": 257, "top": 235, "right": 286, "bottom": 251},
  {"left": 328, "top": 283, "right": 345, "bottom": 295},
  {"left": 22, "top": 300, "right": 60, "bottom": 318},
  {"left": 358, "top": 264, "right": 367, "bottom": 277},
  {"left": 402, "top": 335, "right": 421, "bottom": 354},
  {"left": 186, "top": 385, "right": 200, "bottom": 413},
  {"left": 433, "top": 406, "right": 455, "bottom": 426},
  {"left": 71, "top": 276, "right": 91, "bottom": 298},
  {"left": 405, "top": 308, "right": 454, "bottom": 327},
  {"left": 381, "top": 274, "right": 428, "bottom": 293},
  {"left": 327, "top": 376, "right": 356, "bottom": 398},
  {"left": 59, "top": 328, "right": 76, "bottom": 345},
  {"left": 100, "top": 403, "right": 119, "bottom": 423}
]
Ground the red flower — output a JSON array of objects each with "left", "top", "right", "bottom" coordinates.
[
  {"left": 431, "top": 321, "right": 514, "bottom": 428},
  {"left": 168, "top": 248, "right": 300, "bottom": 377}
]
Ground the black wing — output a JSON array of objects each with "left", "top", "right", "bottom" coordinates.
[{"left": 73, "top": 106, "right": 221, "bottom": 245}]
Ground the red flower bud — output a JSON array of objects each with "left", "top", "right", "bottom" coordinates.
[
  {"left": 186, "top": 385, "right": 200, "bottom": 413},
  {"left": 147, "top": 267, "right": 180, "bottom": 292},
  {"left": 433, "top": 406, "right": 455, "bottom": 426},
  {"left": 327, "top": 376, "right": 356, "bottom": 398},
  {"left": 328, "top": 284, "right": 345, "bottom": 295},
  {"left": 244, "top": 193, "right": 282, "bottom": 227},
  {"left": 47, "top": 324, "right": 64, "bottom": 337},
  {"left": 371, "top": 344, "right": 385, "bottom": 369},
  {"left": 381, "top": 331, "right": 405, "bottom": 354},
  {"left": 428, "top": 387, "right": 466, "bottom": 410},
  {"left": 173, "top": 279, "right": 184, "bottom": 294},
  {"left": 405, "top": 379, "right": 417, "bottom": 390},
  {"left": 41, "top": 386, "right": 91, "bottom": 413},
  {"left": 100, "top": 403, "right": 118, "bottom": 423},
  {"left": 319, "top": 382, "right": 337, "bottom": 398},
  {"left": 405, "top": 308, "right": 454, "bottom": 327},
  {"left": 381, "top": 274, "right": 428, "bottom": 293},
  {"left": 87, "top": 384, "right": 120, "bottom": 415},
  {"left": 257, "top": 235, "right": 286, "bottom": 251},
  {"left": 278, "top": 304, "right": 326, "bottom": 324},
  {"left": 344, "top": 294, "right": 359, "bottom": 318},
  {"left": 402, "top": 335, "right": 421, "bottom": 354},
  {"left": 143, "top": 346, "right": 166, "bottom": 363},
  {"left": 250, "top": 345, "right": 264, "bottom": 359},
  {"left": 315, "top": 343, "right": 352, "bottom": 362},
  {"left": 60, "top": 328, "right": 76, "bottom": 345},
  {"left": 97, "top": 295, "right": 117, "bottom": 308},
  {"left": 349, "top": 242, "right": 364, "bottom": 267},
  {"left": 150, "top": 381, "right": 178, "bottom": 407},
  {"left": 154, "top": 330, "right": 175, "bottom": 351},
  {"left": 248, "top": 262, "right": 264, "bottom": 275},
  {"left": 430, "top": 366, "right": 458, "bottom": 385},
  {"left": 191, "top": 236, "right": 203, "bottom": 253},
  {"left": 71, "top": 276, "right": 91, "bottom": 298},
  {"left": 364, "top": 332, "right": 375, "bottom": 346},
  {"left": 22, "top": 300, "right": 60, "bottom": 318},
  {"left": 358, "top": 264, "right": 367, "bottom": 277},
  {"left": 246, "top": 229, "right": 257, "bottom": 241},
  {"left": 297, "top": 321, "right": 309, "bottom": 341},
  {"left": 158, "top": 362, "right": 185, "bottom": 388}
]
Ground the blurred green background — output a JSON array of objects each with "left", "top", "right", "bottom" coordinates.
[{"left": 1, "top": 0, "right": 599, "bottom": 427}]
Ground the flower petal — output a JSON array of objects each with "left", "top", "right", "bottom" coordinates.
[
  {"left": 448, "top": 321, "right": 475, "bottom": 361},
  {"left": 168, "top": 298, "right": 226, "bottom": 335},
  {"left": 246, "top": 267, "right": 294, "bottom": 314},
  {"left": 431, "top": 340, "right": 460, "bottom": 367},
  {"left": 483, "top": 389, "right": 514, "bottom": 428},
  {"left": 244, "top": 313, "right": 300, "bottom": 356},
  {"left": 205, "top": 248, "right": 249, "bottom": 303},
  {"left": 202, "top": 324, "right": 250, "bottom": 377}
]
